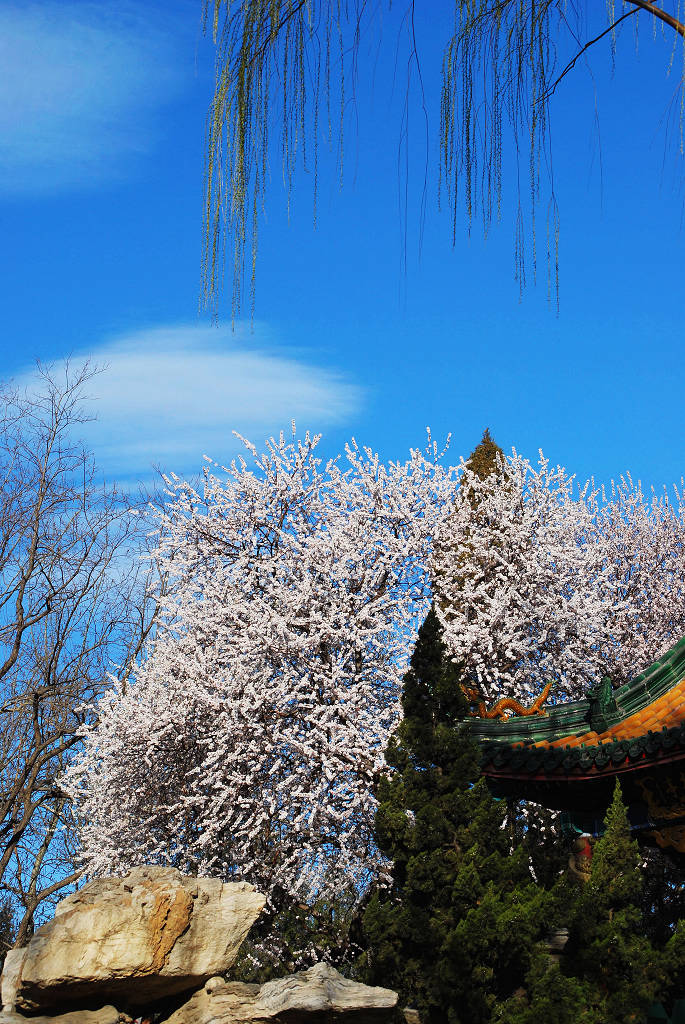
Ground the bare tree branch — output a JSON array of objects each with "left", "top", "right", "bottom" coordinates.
[{"left": 0, "top": 365, "right": 163, "bottom": 940}]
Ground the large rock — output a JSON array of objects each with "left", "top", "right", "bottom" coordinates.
[
  {"left": 14, "top": 867, "right": 265, "bottom": 1012},
  {"left": 164, "top": 962, "right": 398, "bottom": 1023},
  {"left": 0, "top": 1009, "right": 119, "bottom": 1024},
  {"left": 1, "top": 950, "right": 26, "bottom": 1012}
]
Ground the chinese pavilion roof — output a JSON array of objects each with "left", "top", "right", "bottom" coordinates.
[{"left": 467, "top": 636, "right": 685, "bottom": 854}]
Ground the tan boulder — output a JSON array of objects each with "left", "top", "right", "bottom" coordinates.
[
  {"left": 164, "top": 962, "right": 398, "bottom": 1023},
  {"left": 0, "top": 1008, "right": 119, "bottom": 1024},
  {"left": 14, "top": 866, "right": 265, "bottom": 1013},
  {"left": 1, "top": 949, "right": 27, "bottom": 1012}
]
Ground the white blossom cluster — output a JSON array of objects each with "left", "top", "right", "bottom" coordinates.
[
  {"left": 65, "top": 434, "right": 685, "bottom": 914},
  {"left": 593, "top": 472, "right": 685, "bottom": 678},
  {"left": 433, "top": 454, "right": 685, "bottom": 701},
  {"left": 65, "top": 430, "right": 456, "bottom": 902}
]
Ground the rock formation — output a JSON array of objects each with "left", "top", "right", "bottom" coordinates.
[
  {"left": 9, "top": 867, "right": 265, "bottom": 1013},
  {"left": 164, "top": 963, "right": 397, "bottom": 1024},
  {"left": 0, "top": 867, "right": 398, "bottom": 1024},
  {"left": 0, "top": 1009, "right": 119, "bottom": 1024}
]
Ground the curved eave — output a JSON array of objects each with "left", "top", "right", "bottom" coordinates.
[
  {"left": 481, "top": 733, "right": 685, "bottom": 815},
  {"left": 467, "top": 632, "right": 685, "bottom": 747},
  {"left": 483, "top": 742, "right": 685, "bottom": 783}
]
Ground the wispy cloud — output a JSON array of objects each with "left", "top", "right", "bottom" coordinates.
[
  {"left": 18, "top": 324, "right": 363, "bottom": 484},
  {"left": 0, "top": 2, "right": 186, "bottom": 195}
]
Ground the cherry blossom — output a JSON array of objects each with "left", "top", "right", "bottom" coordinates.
[
  {"left": 66, "top": 429, "right": 456, "bottom": 904},
  {"left": 66, "top": 434, "right": 685, "bottom": 919},
  {"left": 433, "top": 455, "right": 685, "bottom": 703}
]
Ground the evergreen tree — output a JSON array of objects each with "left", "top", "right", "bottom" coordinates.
[
  {"left": 517, "top": 803, "right": 568, "bottom": 890},
  {"left": 363, "top": 607, "right": 550, "bottom": 1023},
  {"left": 231, "top": 883, "right": 366, "bottom": 982},
  {"left": 640, "top": 846, "right": 685, "bottom": 948},
  {"left": 569, "top": 781, "right": 667, "bottom": 1022},
  {"left": 432, "top": 427, "right": 505, "bottom": 622},
  {"left": 465, "top": 428, "right": 505, "bottom": 482},
  {"left": 499, "top": 782, "right": 669, "bottom": 1024}
]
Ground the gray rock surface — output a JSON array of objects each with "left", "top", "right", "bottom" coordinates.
[
  {"left": 14, "top": 866, "right": 265, "bottom": 1013},
  {"left": 164, "top": 962, "right": 398, "bottom": 1023},
  {"left": 0, "top": 1007, "right": 119, "bottom": 1024}
]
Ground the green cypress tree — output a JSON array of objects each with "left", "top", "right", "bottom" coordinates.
[
  {"left": 499, "top": 781, "right": 669, "bottom": 1024},
  {"left": 641, "top": 847, "right": 685, "bottom": 949},
  {"left": 568, "top": 781, "right": 667, "bottom": 1022},
  {"left": 465, "top": 428, "right": 505, "bottom": 481},
  {"left": 363, "top": 607, "right": 550, "bottom": 1023},
  {"left": 433, "top": 427, "right": 506, "bottom": 619}
]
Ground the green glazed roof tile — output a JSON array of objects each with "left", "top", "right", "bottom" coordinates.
[
  {"left": 470, "top": 631, "right": 685, "bottom": 760},
  {"left": 479, "top": 715, "right": 685, "bottom": 778}
]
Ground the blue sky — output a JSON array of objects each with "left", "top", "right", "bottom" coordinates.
[{"left": 2, "top": 0, "right": 684, "bottom": 493}]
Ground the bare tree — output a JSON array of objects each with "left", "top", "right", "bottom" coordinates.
[{"left": 0, "top": 364, "right": 161, "bottom": 943}]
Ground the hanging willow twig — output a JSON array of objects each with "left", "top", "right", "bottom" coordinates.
[{"left": 201, "top": 0, "right": 685, "bottom": 319}]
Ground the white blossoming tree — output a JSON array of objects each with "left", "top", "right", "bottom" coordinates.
[
  {"left": 595, "top": 474, "right": 685, "bottom": 679},
  {"left": 66, "top": 429, "right": 685, "bottom": 970},
  {"left": 66, "top": 430, "right": 457, "bottom": 913},
  {"left": 432, "top": 450, "right": 614, "bottom": 703},
  {"left": 433, "top": 447, "right": 685, "bottom": 705}
]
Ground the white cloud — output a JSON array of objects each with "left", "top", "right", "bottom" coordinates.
[
  {"left": 18, "top": 324, "right": 363, "bottom": 484},
  {"left": 0, "top": 2, "right": 186, "bottom": 194}
]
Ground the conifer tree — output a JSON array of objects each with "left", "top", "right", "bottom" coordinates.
[
  {"left": 641, "top": 847, "right": 685, "bottom": 948},
  {"left": 363, "top": 607, "right": 550, "bottom": 1023},
  {"left": 569, "top": 781, "right": 666, "bottom": 1022},
  {"left": 432, "top": 426, "right": 505, "bottom": 624},
  {"left": 465, "top": 428, "right": 505, "bottom": 482},
  {"left": 462, "top": 432, "right": 569, "bottom": 898},
  {"left": 498, "top": 782, "right": 668, "bottom": 1024}
]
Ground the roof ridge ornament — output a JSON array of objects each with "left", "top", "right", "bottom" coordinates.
[
  {"left": 461, "top": 682, "right": 553, "bottom": 721},
  {"left": 586, "top": 674, "right": 619, "bottom": 733}
]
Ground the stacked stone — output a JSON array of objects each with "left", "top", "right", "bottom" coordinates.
[{"left": 0, "top": 868, "right": 397, "bottom": 1024}]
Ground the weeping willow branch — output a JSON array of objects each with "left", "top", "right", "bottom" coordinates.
[
  {"left": 540, "top": 8, "right": 640, "bottom": 103},
  {"left": 543, "top": 1, "right": 685, "bottom": 103},
  {"left": 201, "top": 0, "right": 685, "bottom": 319},
  {"left": 627, "top": 0, "right": 685, "bottom": 37},
  {"left": 202, "top": 0, "right": 347, "bottom": 318}
]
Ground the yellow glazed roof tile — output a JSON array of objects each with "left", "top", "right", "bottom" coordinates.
[{"left": 533, "top": 676, "right": 685, "bottom": 749}]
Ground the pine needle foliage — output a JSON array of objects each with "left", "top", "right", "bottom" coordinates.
[
  {"left": 464, "top": 428, "right": 505, "bottom": 482},
  {"left": 432, "top": 426, "right": 510, "bottom": 641},
  {"left": 502, "top": 781, "right": 670, "bottom": 1024},
  {"left": 432, "top": 427, "right": 504, "bottom": 598},
  {"left": 565, "top": 781, "right": 667, "bottom": 1023},
  {"left": 202, "top": 1, "right": 685, "bottom": 317},
  {"left": 641, "top": 847, "right": 685, "bottom": 948},
  {"left": 231, "top": 883, "right": 365, "bottom": 982},
  {"left": 362, "top": 606, "right": 550, "bottom": 1023}
]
